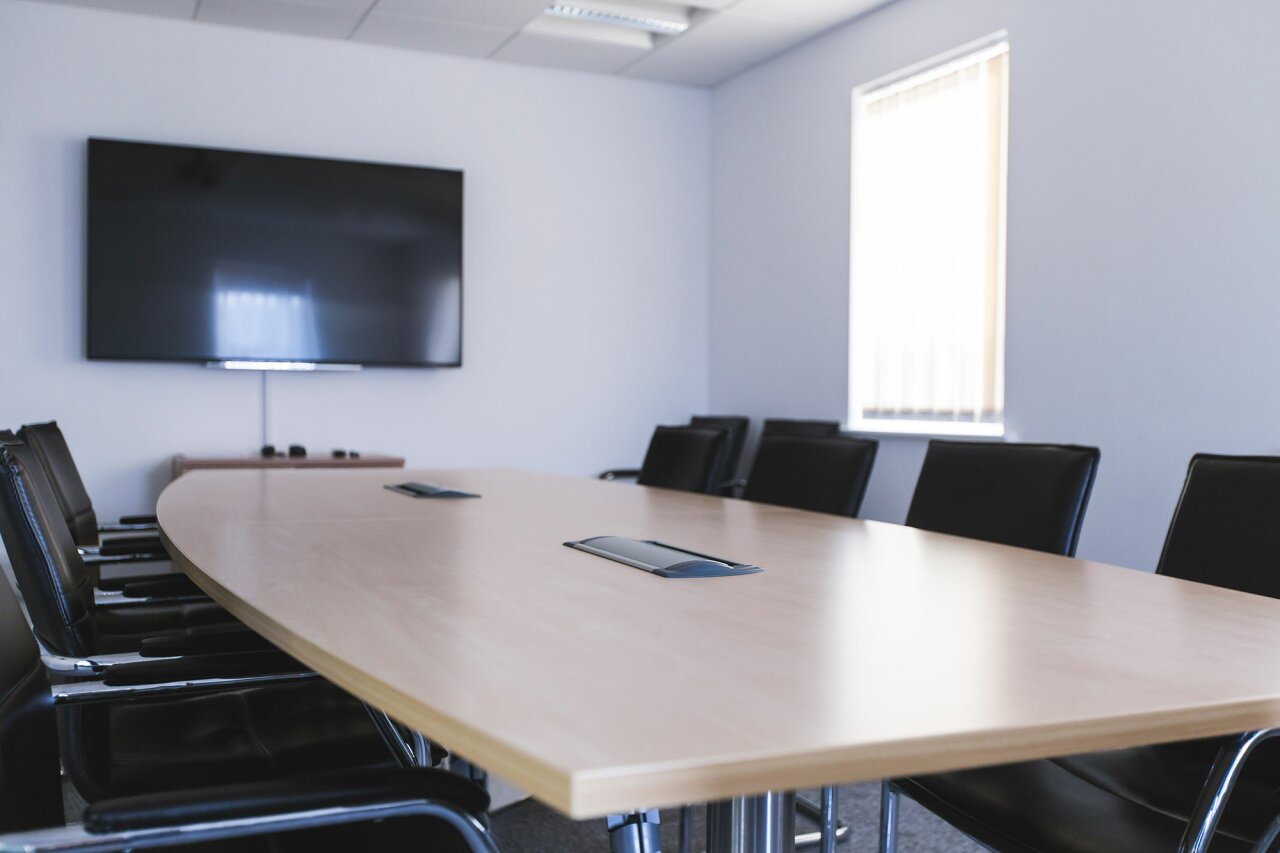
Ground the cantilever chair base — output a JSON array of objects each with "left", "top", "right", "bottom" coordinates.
[
  {"left": 0, "top": 796, "right": 498, "bottom": 853},
  {"left": 880, "top": 729, "right": 1280, "bottom": 853}
]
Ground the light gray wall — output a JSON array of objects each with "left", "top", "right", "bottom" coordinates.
[
  {"left": 708, "top": 0, "right": 1280, "bottom": 570},
  {"left": 0, "top": 0, "right": 711, "bottom": 522}
]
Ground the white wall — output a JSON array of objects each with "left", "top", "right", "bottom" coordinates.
[
  {"left": 0, "top": 0, "right": 711, "bottom": 520},
  {"left": 710, "top": 0, "right": 1280, "bottom": 569}
]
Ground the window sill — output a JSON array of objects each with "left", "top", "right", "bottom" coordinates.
[{"left": 844, "top": 418, "right": 1005, "bottom": 440}]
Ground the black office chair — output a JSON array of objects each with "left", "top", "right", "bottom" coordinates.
[
  {"left": 601, "top": 415, "right": 749, "bottom": 490},
  {"left": 883, "top": 454, "right": 1280, "bottom": 853},
  {"left": 906, "top": 440, "right": 1101, "bottom": 556},
  {"left": 633, "top": 425, "right": 729, "bottom": 494},
  {"left": 0, "top": 436, "right": 449, "bottom": 811},
  {"left": 0, "top": 431, "right": 239, "bottom": 653},
  {"left": 0, "top": 564, "right": 497, "bottom": 853},
  {"left": 19, "top": 421, "right": 166, "bottom": 560},
  {"left": 17, "top": 421, "right": 196, "bottom": 604},
  {"left": 761, "top": 418, "right": 841, "bottom": 437},
  {"left": 743, "top": 434, "right": 878, "bottom": 517},
  {"left": 691, "top": 415, "right": 750, "bottom": 492}
]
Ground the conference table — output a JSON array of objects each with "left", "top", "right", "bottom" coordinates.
[{"left": 157, "top": 467, "right": 1280, "bottom": 852}]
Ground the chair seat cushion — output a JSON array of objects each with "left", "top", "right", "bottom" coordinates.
[
  {"left": 76, "top": 683, "right": 391, "bottom": 798},
  {"left": 1052, "top": 738, "right": 1280, "bottom": 843},
  {"left": 897, "top": 757, "right": 1258, "bottom": 853},
  {"left": 94, "top": 601, "right": 239, "bottom": 652}
]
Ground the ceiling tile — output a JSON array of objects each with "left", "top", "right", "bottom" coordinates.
[
  {"left": 493, "top": 26, "right": 652, "bottom": 74},
  {"left": 371, "top": 0, "right": 546, "bottom": 29},
  {"left": 35, "top": 0, "right": 196, "bottom": 18},
  {"left": 196, "top": 0, "right": 373, "bottom": 39},
  {"left": 352, "top": 11, "right": 513, "bottom": 56},
  {"left": 622, "top": 10, "right": 810, "bottom": 86}
]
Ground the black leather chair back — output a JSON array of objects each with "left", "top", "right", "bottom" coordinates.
[
  {"left": 690, "top": 415, "right": 750, "bottom": 479},
  {"left": 636, "top": 426, "right": 728, "bottom": 494},
  {"left": 743, "top": 435, "right": 878, "bottom": 517},
  {"left": 0, "top": 571, "right": 64, "bottom": 833},
  {"left": 761, "top": 418, "right": 841, "bottom": 438},
  {"left": 18, "top": 421, "right": 98, "bottom": 548},
  {"left": 0, "top": 435, "right": 97, "bottom": 657},
  {"left": 1156, "top": 454, "right": 1280, "bottom": 598},
  {"left": 906, "top": 441, "right": 1101, "bottom": 556}
]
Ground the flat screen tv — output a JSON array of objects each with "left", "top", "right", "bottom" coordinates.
[{"left": 86, "top": 138, "right": 463, "bottom": 368}]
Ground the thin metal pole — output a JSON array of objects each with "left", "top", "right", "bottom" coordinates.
[
  {"left": 259, "top": 370, "right": 269, "bottom": 448},
  {"left": 820, "top": 786, "right": 837, "bottom": 853},
  {"left": 679, "top": 805, "right": 693, "bottom": 853},
  {"left": 795, "top": 794, "right": 850, "bottom": 848},
  {"left": 878, "top": 781, "right": 898, "bottom": 853}
]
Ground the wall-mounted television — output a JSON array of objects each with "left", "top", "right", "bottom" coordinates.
[{"left": 86, "top": 138, "right": 463, "bottom": 368}]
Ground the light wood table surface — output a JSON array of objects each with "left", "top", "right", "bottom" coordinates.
[{"left": 157, "top": 468, "right": 1280, "bottom": 819}]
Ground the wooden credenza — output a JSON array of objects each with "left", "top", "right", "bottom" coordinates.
[{"left": 171, "top": 453, "right": 405, "bottom": 479}]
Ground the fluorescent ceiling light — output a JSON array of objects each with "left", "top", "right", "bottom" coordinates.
[{"left": 544, "top": 4, "right": 690, "bottom": 36}]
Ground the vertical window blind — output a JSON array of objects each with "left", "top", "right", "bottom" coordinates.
[{"left": 850, "top": 41, "right": 1009, "bottom": 432}]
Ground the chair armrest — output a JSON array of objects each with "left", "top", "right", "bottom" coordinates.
[
  {"left": 119, "top": 576, "right": 206, "bottom": 599},
  {"left": 102, "top": 650, "right": 306, "bottom": 686},
  {"left": 83, "top": 552, "right": 169, "bottom": 567},
  {"left": 84, "top": 766, "right": 490, "bottom": 832},
  {"left": 116, "top": 513, "right": 158, "bottom": 526},
  {"left": 599, "top": 468, "right": 641, "bottom": 481},
  {"left": 97, "top": 571, "right": 180, "bottom": 592},
  {"left": 138, "top": 626, "right": 275, "bottom": 658},
  {"left": 97, "top": 536, "right": 167, "bottom": 558},
  {"left": 51, "top": 651, "right": 317, "bottom": 705},
  {"left": 93, "top": 588, "right": 209, "bottom": 609}
]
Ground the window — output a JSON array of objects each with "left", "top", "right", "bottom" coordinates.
[{"left": 849, "top": 38, "right": 1009, "bottom": 436}]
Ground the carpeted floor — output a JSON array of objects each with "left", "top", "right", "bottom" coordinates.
[{"left": 489, "top": 781, "right": 985, "bottom": 852}]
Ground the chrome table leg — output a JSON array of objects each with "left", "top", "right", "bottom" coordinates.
[
  {"left": 608, "top": 809, "right": 662, "bottom": 853},
  {"left": 679, "top": 805, "right": 694, "bottom": 853},
  {"left": 878, "top": 781, "right": 898, "bottom": 853},
  {"left": 794, "top": 790, "right": 849, "bottom": 848},
  {"left": 707, "top": 792, "right": 797, "bottom": 853},
  {"left": 819, "top": 786, "right": 837, "bottom": 853}
]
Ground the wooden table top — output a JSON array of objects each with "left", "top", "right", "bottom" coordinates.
[{"left": 157, "top": 468, "right": 1280, "bottom": 818}]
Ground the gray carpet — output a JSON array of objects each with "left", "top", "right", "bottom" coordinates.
[{"left": 490, "top": 782, "right": 985, "bottom": 852}]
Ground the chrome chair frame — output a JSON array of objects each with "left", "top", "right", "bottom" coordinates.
[
  {"left": 878, "top": 728, "right": 1280, "bottom": 853},
  {"left": 0, "top": 797, "right": 499, "bottom": 853},
  {"left": 91, "top": 589, "right": 206, "bottom": 609},
  {"left": 50, "top": 669, "right": 320, "bottom": 705}
]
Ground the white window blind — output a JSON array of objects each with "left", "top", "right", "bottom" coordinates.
[{"left": 850, "top": 40, "right": 1009, "bottom": 435}]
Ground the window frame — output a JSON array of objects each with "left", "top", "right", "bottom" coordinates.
[{"left": 847, "top": 32, "right": 1011, "bottom": 439}]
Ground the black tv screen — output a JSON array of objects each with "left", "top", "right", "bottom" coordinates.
[{"left": 86, "top": 138, "right": 463, "bottom": 367}]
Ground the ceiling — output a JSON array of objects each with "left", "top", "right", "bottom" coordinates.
[{"left": 28, "top": 0, "right": 894, "bottom": 86}]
